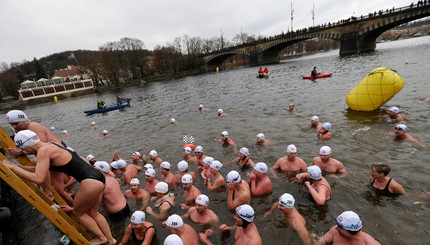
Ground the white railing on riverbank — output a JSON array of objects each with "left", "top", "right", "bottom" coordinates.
[{"left": 18, "top": 79, "right": 94, "bottom": 101}]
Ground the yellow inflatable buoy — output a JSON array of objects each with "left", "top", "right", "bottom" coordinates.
[{"left": 345, "top": 67, "right": 404, "bottom": 111}]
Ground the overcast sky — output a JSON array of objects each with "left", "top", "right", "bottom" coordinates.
[{"left": 0, "top": 0, "right": 415, "bottom": 65}]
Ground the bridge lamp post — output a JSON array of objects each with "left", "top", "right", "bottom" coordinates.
[{"left": 291, "top": 2, "right": 294, "bottom": 31}]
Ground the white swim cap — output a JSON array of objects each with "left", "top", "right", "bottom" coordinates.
[
  {"left": 144, "top": 163, "right": 153, "bottom": 170},
  {"left": 160, "top": 161, "right": 170, "bottom": 170},
  {"left": 335, "top": 211, "right": 362, "bottom": 231},
  {"left": 102, "top": 130, "right": 108, "bottom": 135},
  {"left": 132, "top": 151, "right": 141, "bottom": 157},
  {"left": 220, "top": 131, "right": 228, "bottom": 137},
  {"left": 94, "top": 161, "right": 110, "bottom": 173},
  {"left": 86, "top": 154, "right": 95, "bottom": 161},
  {"left": 177, "top": 160, "right": 188, "bottom": 172},
  {"left": 195, "top": 145, "right": 203, "bottom": 153},
  {"left": 227, "top": 170, "right": 241, "bottom": 183},
  {"left": 239, "top": 147, "right": 249, "bottom": 156},
  {"left": 254, "top": 162, "right": 268, "bottom": 174},
  {"left": 181, "top": 174, "right": 193, "bottom": 184},
  {"left": 62, "top": 130, "right": 68, "bottom": 134},
  {"left": 14, "top": 130, "right": 40, "bottom": 148},
  {"left": 170, "top": 118, "right": 176, "bottom": 123},
  {"left": 308, "top": 165, "right": 322, "bottom": 181},
  {"left": 116, "top": 159, "right": 127, "bottom": 168},
  {"left": 319, "top": 146, "right": 332, "bottom": 155},
  {"left": 256, "top": 133, "right": 265, "bottom": 140},
  {"left": 210, "top": 160, "right": 223, "bottom": 171},
  {"left": 203, "top": 156, "right": 214, "bottom": 165},
  {"left": 311, "top": 116, "right": 319, "bottom": 121},
  {"left": 166, "top": 214, "right": 184, "bottom": 228},
  {"left": 149, "top": 150, "right": 157, "bottom": 157},
  {"left": 110, "top": 161, "right": 118, "bottom": 169},
  {"left": 155, "top": 182, "right": 168, "bottom": 193},
  {"left": 218, "top": 109, "right": 223, "bottom": 114},
  {"left": 286, "top": 144, "right": 297, "bottom": 153},
  {"left": 322, "top": 122, "right": 331, "bottom": 131},
  {"left": 145, "top": 168, "right": 155, "bottom": 177},
  {"left": 395, "top": 124, "right": 407, "bottom": 132},
  {"left": 235, "top": 204, "right": 255, "bottom": 222},
  {"left": 130, "top": 211, "right": 145, "bottom": 224},
  {"left": 199, "top": 104, "right": 203, "bottom": 108},
  {"left": 279, "top": 193, "right": 295, "bottom": 209},
  {"left": 130, "top": 178, "right": 140, "bottom": 185},
  {"left": 164, "top": 234, "right": 183, "bottom": 245},
  {"left": 91, "top": 121, "right": 96, "bottom": 126},
  {"left": 6, "top": 110, "right": 28, "bottom": 123},
  {"left": 195, "top": 194, "right": 209, "bottom": 206},
  {"left": 389, "top": 106, "right": 399, "bottom": 113},
  {"left": 50, "top": 126, "right": 55, "bottom": 130},
  {"left": 183, "top": 146, "right": 192, "bottom": 154}
]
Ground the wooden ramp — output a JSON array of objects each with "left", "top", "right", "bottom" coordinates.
[{"left": 0, "top": 126, "right": 91, "bottom": 245}]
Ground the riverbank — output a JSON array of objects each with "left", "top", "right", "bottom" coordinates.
[{"left": 0, "top": 69, "right": 204, "bottom": 110}]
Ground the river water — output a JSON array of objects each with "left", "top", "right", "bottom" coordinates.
[{"left": 2, "top": 36, "right": 430, "bottom": 244}]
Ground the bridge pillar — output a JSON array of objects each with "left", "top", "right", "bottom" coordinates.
[
  {"left": 340, "top": 33, "right": 376, "bottom": 55},
  {"left": 249, "top": 54, "right": 260, "bottom": 66}
]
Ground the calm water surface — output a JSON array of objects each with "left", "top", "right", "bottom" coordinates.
[{"left": 2, "top": 36, "right": 430, "bottom": 244}]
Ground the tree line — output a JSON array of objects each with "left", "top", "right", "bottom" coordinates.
[{"left": 0, "top": 33, "right": 339, "bottom": 100}]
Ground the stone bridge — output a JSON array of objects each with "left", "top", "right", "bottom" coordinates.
[{"left": 203, "top": 4, "right": 430, "bottom": 71}]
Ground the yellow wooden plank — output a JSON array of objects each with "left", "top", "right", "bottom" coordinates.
[{"left": 0, "top": 159, "right": 91, "bottom": 245}]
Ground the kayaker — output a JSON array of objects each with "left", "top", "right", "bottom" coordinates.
[
  {"left": 263, "top": 67, "right": 269, "bottom": 74},
  {"left": 116, "top": 95, "right": 125, "bottom": 105},
  {"left": 311, "top": 67, "right": 319, "bottom": 77},
  {"left": 258, "top": 67, "right": 263, "bottom": 74},
  {"left": 97, "top": 100, "right": 106, "bottom": 109}
]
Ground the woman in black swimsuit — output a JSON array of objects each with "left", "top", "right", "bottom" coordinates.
[
  {"left": 119, "top": 211, "right": 156, "bottom": 245},
  {"left": 234, "top": 147, "right": 255, "bottom": 168},
  {"left": 146, "top": 182, "right": 175, "bottom": 220},
  {"left": 369, "top": 163, "right": 406, "bottom": 195},
  {"left": 4, "top": 130, "right": 116, "bottom": 245}
]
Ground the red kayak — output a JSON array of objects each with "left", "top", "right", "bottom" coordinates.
[{"left": 302, "top": 73, "right": 333, "bottom": 79}]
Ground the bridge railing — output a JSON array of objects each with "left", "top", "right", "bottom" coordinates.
[{"left": 204, "top": 3, "right": 429, "bottom": 56}]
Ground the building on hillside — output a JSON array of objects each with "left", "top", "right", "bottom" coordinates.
[{"left": 18, "top": 65, "right": 94, "bottom": 101}]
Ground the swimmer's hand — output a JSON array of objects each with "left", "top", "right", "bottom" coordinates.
[
  {"left": 151, "top": 196, "right": 158, "bottom": 202},
  {"left": 60, "top": 205, "right": 73, "bottom": 213},
  {"left": 227, "top": 181, "right": 235, "bottom": 191},
  {"left": 7, "top": 148, "right": 21, "bottom": 157},
  {"left": 219, "top": 224, "right": 231, "bottom": 232},
  {"left": 179, "top": 204, "right": 189, "bottom": 210},
  {"left": 146, "top": 206, "right": 153, "bottom": 214},
  {"left": 2, "top": 160, "right": 15, "bottom": 169}
]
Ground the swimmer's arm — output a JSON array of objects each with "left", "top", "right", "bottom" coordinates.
[
  {"left": 391, "top": 181, "right": 406, "bottom": 195},
  {"left": 219, "top": 224, "right": 237, "bottom": 232},
  {"left": 142, "top": 226, "right": 155, "bottom": 245},
  {"left": 181, "top": 210, "right": 190, "bottom": 219},
  {"left": 305, "top": 182, "right": 326, "bottom": 206},
  {"left": 248, "top": 159, "right": 255, "bottom": 167},
  {"left": 16, "top": 165, "right": 36, "bottom": 171},
  {"left": 264, "top": 202, "right": 278, "bottom": 218},
  {"left": 316, "top": 226, "right": 336, "bottom": 245},
  {"left": 3, "top": 151, "right": 50, "bottom": 185},
  {"left": 63, "top": 176, "right": 77, "bottom": 189},
  {"left": 270, "top": 162, "right": 280, "bottom": 179},
  {"left": 146, "top": 205, "right": 168, "bottom": 219},
  {"left": 291, "top": 220, "right": 311, "bottom": 245},
  {"left": 227, "top": 183, "right": 237, "bottom": 210},
  {"left": 140, "top": 193, "right": 150, "bottom": 211},
  {"left": 209, "top": 178, "right": 224, "bottom": 190},
  {"left": 118, "top": 225, "right": 132, "bottom": 245}
]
